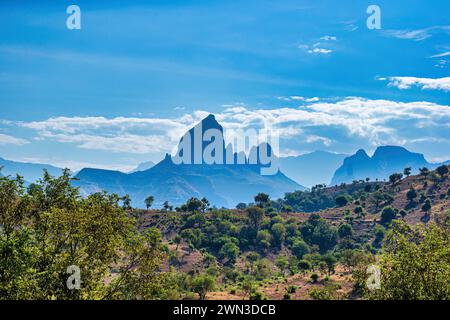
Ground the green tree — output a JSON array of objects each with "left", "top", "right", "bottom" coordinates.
[
  {"left": 291, "top": 240, "right": 310, "bottom": 259},
  {"left": 186, "top": 197, "right": 204, "bottom": 212},
  {"left": 236, "top": 202, "right": 247, "bottom": 210},
  {"left": 436, "top": 165, "right": 449, "bottom": 177},
  {"left": 219, "top": 242, "right": 240, "bottom": 265},
  {"left": 246, "top": 206, "right": 264, "bottom": 232},
  {"left": 145, "top": 195, "right": 154, "bottom": 209},
  {"left": 0, "top": 171, "right": 173, "bottom": 300},
  {"left": 271, "top": 223, "right": 286, "bottom": 247},
  {"left": 275, "top": 256, "right": 289, "bottom": 276},
  {"left": 338, "top": 223, "right": 353, "bottom": 238},
  {"left": 191, "top": 274, "right": 216, "bottom": 300},
  {"left": 403, "top": 167, "right": 412, "bottom": 177},
  {"left": 254, "top": 193, "right": 270, "bottom": 208},
  {"left": 321, "top": 253, "right": 337, "bottom": 276},
  {"left": 406, "top": 187, "right": 417, "bottom": 203},
  {"left": 163, "top": 201, "right": 170, "bottom": 211},
  {"left": 419, "top": 167, "right": 430, "bottom": 177},
  {"left": 300, "top": 214, "right": 338, "bottom": 253},
  {"left": 357, "top": 221, "right": 450, "bottom": 300},
  {"left": 335, "top": 195, "right": 349, "bottom": 207},
  {"left": 371, "top": 191, "right": 384, "bottom": 210},
  {"left": 380, "top": 206, "right": 396, "bottom": 225},
  {"left": 389, "top": 173, "right": 403, "bottom": 185},
  {"left": 354, "top": 206, "right": 364, "bottom": 218},
  {"left": 422, "top": 199, "right": 432, "bottom": 215},
  {"left": 256, "top": 230, "right": 272, "bottom": 251}
]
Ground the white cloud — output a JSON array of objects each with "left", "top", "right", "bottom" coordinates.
[
  {"left": 306, "top": 135, "right": 332, "bottom": 146},
  {"left": 384, "top": 26, "right": 450, "bottom": 41},
  {"left": 384, "top": 29, "right": 431, "bottom": 41},
  {"left": 430, "top": 51, "right": 450, "bottom": 58},
  {"left": 8, "top": 97, "right": 450, "bottom": 160},
  {"left": 0, "top": 133, "right": 29, "bottom": 146},
  {"left": 308, "top": 48, "right": 333, "bottom": 54},
  {"left": 320, "top": 36, "right": 337, "bottom": 41},
  {"left": 298, "top": 37, "right": 335, "bottom": 55},
  {"left": 214, "top": 97, "right": 450, "bottom": 149},
  {"left": 278, "top": 96, "right": 320, "bottom": 102},
  {"left": 380, "top": 76, "right": 450, "bottom": 91},
  {"left": 17, "top": 115, "right": 200, "bottom": 154}
]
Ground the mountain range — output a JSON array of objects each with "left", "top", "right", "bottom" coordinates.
[
  {"left": 74, "top": 115, "right": 303, "bottom": 208},
  {"left": 0, "top": 157, "right": 62, "bottom": 182},
  {"left": 128, "top": 161, "right": 155, "bottom": 173},
  {"left": 331, "top": 146, "right": 449, "bottom": 185},
  {"left": 2, "top": 115, "right": 450, "bottom": 207}
]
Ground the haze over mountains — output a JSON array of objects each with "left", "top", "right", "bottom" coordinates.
[
  {"left": 0, "top": 157, "right": 62, "bottom": 183},
  {"left": 73, "top": 115, "right": 303, "bottom": 208},
  {"left": 279, "top": 151, "right": 348, "bottom": 187},
  {"left": 331, "top": 146, "right": 449, "bottom": 185},
  {"left": 1, "top": 115, "right": 449, "bottom": 208},
  {"left": 129, "top": 161, "right": 155, "bottom": 173}
]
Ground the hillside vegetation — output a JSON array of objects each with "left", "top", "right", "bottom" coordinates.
[{"left": 1, "top": 165, "right": 449, "bottom": 300}]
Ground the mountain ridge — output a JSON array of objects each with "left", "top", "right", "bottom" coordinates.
[
  {"left": 74, "top": 115, "right": 304, "bottom": 208},
  {"left": 331, "top": 145, "right": 445, "bottom": 185}
]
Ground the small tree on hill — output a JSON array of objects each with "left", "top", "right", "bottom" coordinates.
[
  {"left": 162, "top": 201, "right": 170, "bottom": 211},
  {"left": 419, "top": 167, "right": 429, "bottom": 177},
  {"left": 254, "top": 193, "right": 270, "bottom": 208},
  {"left": 144, "top": 195, "right": 154, "bottom": 209},
  {"left": 246, "top": 206, "right": 265, "bottom": 232},
  {"left": 406, "top": 187, "right": 417, "bottom": 203},
  {"left": 186, "top": 197, "right": 204, "bottom": 212},
  {"left": 191, "top": 274, "right": 215, "bottom": 300},
  {"left": 422, "top": 199, "right": 432, "bottom": 215},
  {"left": 338, "top": 223, "right": 353, "bottom": 238},
  {"left": 335, "top": 195, "right": 349, "bottom": 207},
  {"left": 380, "top": 206, "right": 396, "bottom": 225},
  {"left": 389, "top": 173, "right": 403, "bottom": 185},
  {"left": 403, "top": 167, "right": 412, "bottom": 177},
  {"left": 354, "top": 206, "right": 364, "bottom": 218},
  {"left": 436, "top": 165, "right": 449, "bottom": 177}
]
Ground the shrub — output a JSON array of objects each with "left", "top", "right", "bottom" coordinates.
[
  {"left": 311, "top": 273, "right": 319, "bottom": 283},
  {"left": 335, "top": 195, "right": 350, "bottom": 207},
  {"left": 380, "top": 206, "right": 396, "bottom": 224}
]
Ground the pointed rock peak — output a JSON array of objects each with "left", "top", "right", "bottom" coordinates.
[
  {"left": 354, "top": 149, "right": 370, "bottom": 158},
  {"left": 200, "top": 114, "right": 222, "bottom": 131}
]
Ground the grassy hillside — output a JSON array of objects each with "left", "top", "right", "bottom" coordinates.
[
  {"left": 137, "top": 165, "right": 450, "bottom": 300},
  {"left": 1, "top": 165, "right": 448, "bottom": 300}
]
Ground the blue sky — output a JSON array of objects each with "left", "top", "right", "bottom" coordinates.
[{"left": 0, "top": 0, "right": 449, "bottom": 171}]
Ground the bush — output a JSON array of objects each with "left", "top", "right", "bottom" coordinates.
[
  {"left": 335, "top": 195, "right": 350, "bottom": 207},
  {"left": 380, "top": 206, "right": 396, "bottom": 224},
  {"left": 338, "top": 223, "right": 353, "bottom": 238},
  {"left": 291, "top": 240, "right": 310, "bottom": 259},
  {"left": 286, "top": 285, "right": 297, "bottom": 293},
  {"left": 436, "top": 165, "right": 449, "bottom": 176},
  {"left": 311, "top": 273, "right": 319, "bottom": 283},
  {"left": 250, "top": 290, "right": 267, "bottom": 300},
  {"left": 298, "top": 260, "right": 312, "bottom": 271}
]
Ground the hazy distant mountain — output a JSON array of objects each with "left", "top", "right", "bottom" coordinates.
[
  {"left": 129, "top": 161, "right": 155, "bottom": 173},
  {"left": 280, "top": 151, "right": 348, "bottom": 188},
  {"left": 330, "top": 146, "right": 445, "bottom": 185},
  {"left": 74, "top": 115, "right": 303, "bottom": 208},
  {"left": 0, "top": 157, "right": 63, "bottom": 182}
]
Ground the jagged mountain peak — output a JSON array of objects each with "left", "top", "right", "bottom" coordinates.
[{"left": 331, "top": 145, "right": 432, "bottom": 185}]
